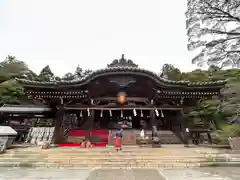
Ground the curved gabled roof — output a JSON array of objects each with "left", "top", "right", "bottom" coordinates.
[{"left": 15, "top": 66, "right": 227, "bottom": 89}]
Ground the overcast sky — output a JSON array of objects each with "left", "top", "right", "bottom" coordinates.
[{"left": 0, "top": 0, "right": 198, "bottom": 77}]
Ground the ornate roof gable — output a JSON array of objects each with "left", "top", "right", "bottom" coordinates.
[{"left": 107, "top": 54, "right": 138, "bottom": 68}]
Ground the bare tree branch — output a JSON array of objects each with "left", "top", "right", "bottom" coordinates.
[{"left": 186, "top": 0, "right": 240, "bottom": 67}]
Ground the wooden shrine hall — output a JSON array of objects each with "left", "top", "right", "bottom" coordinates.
[{"left": 9, "top": 55, "right": 227, "bottom": 147}]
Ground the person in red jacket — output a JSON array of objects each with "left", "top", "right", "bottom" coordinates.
[{"left": 115, "top": 128, "right": 123, "bottom": 151}]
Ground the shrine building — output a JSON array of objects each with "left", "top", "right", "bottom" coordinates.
[{"left": 0, "top": 55, "right": 227, "bottom": 147}]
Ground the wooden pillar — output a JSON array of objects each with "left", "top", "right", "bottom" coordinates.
[
  {"left": 179, "top": 109, "right": 190, "bottom": 147},
  {"left": 86, "top": 109, "right": 95, "bottom": 140},
  {"left": 53, "top": 106, "right": 65, "bottom": 144},
  {"left": 207, "top": 132, "right": 213, "bottom": 144},
  {"left": 88, "top": 110, "right": 95, "bottom": 130},
  {"left": 150, "top": 110, "right": 156, "bottom": 126},
  {"left": 151, "top": 109, "right": 161, "bottom": 147}
]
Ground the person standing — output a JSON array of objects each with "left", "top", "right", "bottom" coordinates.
[
  {"left": 115, "top": 128, "right": 123, "bottom": 151},
  {"left": 140, "top": 129, "right": 145, "bottom": 140}
]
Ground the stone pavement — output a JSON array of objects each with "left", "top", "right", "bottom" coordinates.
[{"left": 0, "top": 167, "right": 239, "bottom": 180}]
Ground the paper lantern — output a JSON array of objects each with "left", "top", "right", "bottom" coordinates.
[{"left": 118, "top": 92, "right": 126, "bottom": 104}]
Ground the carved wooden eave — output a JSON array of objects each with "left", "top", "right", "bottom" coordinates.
[
  {"left": 16, "top": 66, "right": 228, "bottom": 89},
  {"left": 27, "top": 90, "right": 89, "bottom": 100}
]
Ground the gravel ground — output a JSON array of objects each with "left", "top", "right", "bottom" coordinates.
[{"left": 0, "top": 167, "right": 238, "bottom": 180}]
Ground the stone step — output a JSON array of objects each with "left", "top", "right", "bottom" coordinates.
[
  {"left": 46, "top": 155, "right": 206, "bottom": 158},
  {"left": 0, "top": 161, "right": 206, "bottom": 168},
  {"left": 2, "top": 155, "right": 206, "bottom": 159},
  {"left": 2, "top": 153, "right": 203, "bottom": 156},
  {"left": 0, "top": 161, "right": 207, "bottom": 165},
  {"left": 0, "top": 157, "right": 208, "bottom": 162},
  {"left": 6, "top": 149, "right": 188, "bottom": 152},
  {"left": 3, "top": 152, "right": 199, "bottom": 156},
  {"left": 48, "top": 160, "right": 206, "bottom": 164},
  {"left": 0, "top": 156, "right": 207, "bottom": 161}
]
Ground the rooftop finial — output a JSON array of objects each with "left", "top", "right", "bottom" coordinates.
[
  {"left": 121, "top": 54, "right": 125, "bottom": 60},
  {"left": 107, "top": 54, "right": 138, "bottom": 68}
]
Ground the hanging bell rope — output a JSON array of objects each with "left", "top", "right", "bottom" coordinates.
[
  {"left": 161, "top": 110, "right": 164, "bottom": 118},
  {"left": 87, "top": 108, "right": 90, "bottom": 116},
  {"left": 100, "top": 109, "right": 103, "bottom": 117},
  {"left": 121, "top": 109, "right": 123, "bottom": 118},
  {"left": 109, "top": 109, "right": 112, "bottom": 117},
  {"left": 79, "top": 110, "right": 83, "bottom": 117},
  {"left": 140, "top": 110, "right": 143, "bottom": 117},
  {"left": 155, "top": 109, "right": 159, "bottom": 117},
  {"left": 133, "top": 108, "right": 137, "bottom": 116}
]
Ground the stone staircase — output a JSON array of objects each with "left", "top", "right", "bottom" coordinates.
[
  {"left": 159, "top": 131, "right": 183, "bottom": 144},
  {"left": 0, "top": 146, "right": 213, "bottom": 168},
  {"left": 194, "top": 148, "right": 240, "bottom": 166}
]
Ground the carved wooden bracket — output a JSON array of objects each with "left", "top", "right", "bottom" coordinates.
[{"left": 109, "top": 76, "right": 136, "bottom": 87}]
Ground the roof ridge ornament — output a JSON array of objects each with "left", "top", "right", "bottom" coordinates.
[
  {"left": 107, "top": 54, "right": 138, "bottom": 68},
  {"left": 121, "top": 54, "right": 125, "bottom": 60}
]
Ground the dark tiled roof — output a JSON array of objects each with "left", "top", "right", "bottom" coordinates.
[{"left": 15, "top": 66, "right": 227, "bottom": 88}]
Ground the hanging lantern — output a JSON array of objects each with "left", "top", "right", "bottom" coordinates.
[
  {"left": 121, "top": 109, "right": 123, "bottom": 118},
  {"left": 80, "top": 110, "right": 83, "bottom": 117},
  {"left": 117, "top": 92, "right": 126, "bottom": 104},
  {"left": 133, "top": 108, "right": 137, "bottom": 116},
  {"left": 109, "top": 109, "right": 112, "bottom": 117},
  {"left": 161, "top": 110, "right": 164, "bottom": 118},
  {"left": 140, "top": 110, "right": 143, "bottom": 117},
  {"left": 87, "top": 108, "right": 90, "bottom": 116},
  {"left": 155, "top": 109, "right": 159, "bottom": 117},
  {"left": 100, "top": 109, "right": 103, "bottom": 117}
]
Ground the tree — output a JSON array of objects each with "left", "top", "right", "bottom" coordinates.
[
  {"left": 188, "top": 96, "right": 222, "bottom": 130},
  {"left": 186, "top": 0, "right": 240, "bottom": 67},
  {"left": 55, "top": 76, "right": 61, "bottom": 81},
  {"left": 83, "top": 69, "right": 93, "bottom": 77},
  {"left": 208, "top": 64, "right": 222, "bottom": 72},
  {"left": 160, "top": 64, "right": 182, "bottom": 81},
  {"left": 221, "top": 81, "right": 240, "bottom": 118},
  {"left": 74, "top": 65, "right": 83, "bottom": 79},
  {"left": 62, "top": 72, "right": 75, "bottom": 81},
  {"left": 0, "top": 55, "right": 32, "bottom": 80},
  {"left": 0, "top": 55, "right": 38, "bottom": 82},
  {"left": 0, "top": 55, "right": 38, "bottom": 105},
  {"left": 182, "top": 69, "right": 210, "bottom": 82},
  {"left": 38, "top": 65, "right": 55, "bottom": 82},
  {"left": 0, "top": 79, "right": 27, "bottom": 105},
  {"left": 188, "top": 68, "right": 240, "bottom": 128}
]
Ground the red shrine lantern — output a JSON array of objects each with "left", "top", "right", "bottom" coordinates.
[{"left": 118, "top": 92, "right": 126, "bottom": 104}]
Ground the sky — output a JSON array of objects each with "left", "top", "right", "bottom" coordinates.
[{"left": 0, "top": 0, "right": 198, "bottom": 77}]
